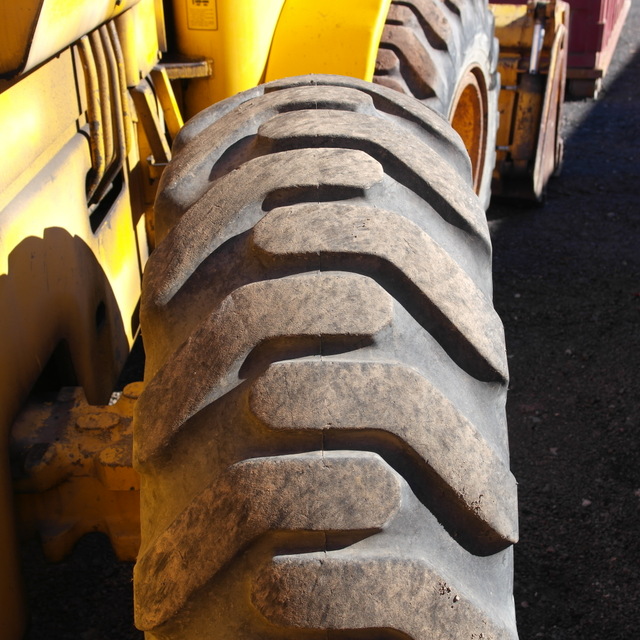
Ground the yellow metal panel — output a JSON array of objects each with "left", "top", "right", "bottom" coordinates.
[
  {"left": 115, "top": 0, "right": 161, "bottom": 87},
  {"left": 266, "top": 0, "right": 392, "bottom": 83},
  {"left": 154, "top": 0, "right": 167, "bottom": 52},
  {"left": 170, "top": 0, "right": 286, "bottom": 118},
  {"left": 0, "top": 1, "right": 43, "bottom": 78},
  {"left": 491, "top": 2, "right": 558, "bottom": 52},
  {"left": 494, "top": 54, "right": 519, "bottom": 152},
  {"left": 1, "top": 13, "right": 150, "bottom": 637},
  {"left": 150, "top": 66, "right": 185, "bottom": 140},
  {"left": 0, "top": 0, "right": 141, "bottom": 78},
  {"left": 0, "top": 49, "right": 83, "bottom": 212},
  {"left": 0, "top": 136, "right": 139, "bottom": 398},
  {"left": 491, "top": 3, "right": 530, "bottom": 48},
  {"left": 0, "top": 134, "right": 142, "bottom": 637}
]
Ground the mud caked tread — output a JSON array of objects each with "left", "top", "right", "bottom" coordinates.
[
  {"left": 374, "top": 0, "right": 499, "bottom": 207},
  {"left": 134, "top": 77, "right": 517, "bottom": 639}
]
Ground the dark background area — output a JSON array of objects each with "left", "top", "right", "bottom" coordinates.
[
  {"left": 490, "top": 1, "right": 640, "bottom": 637},
  {"left": 20, "top": 2, "right": 639, "bottom": 638}
]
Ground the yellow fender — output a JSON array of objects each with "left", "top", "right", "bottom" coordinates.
[
  {"left": 266, "top": 0, "right": 392, "bottom": 83},
  {"left": 171, "top": 0, "right": 391, "bottom": 119}
]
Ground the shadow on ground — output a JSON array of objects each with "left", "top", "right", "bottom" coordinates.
[{"left": 488, "top": 6, "right": 640, "bottom": 638}]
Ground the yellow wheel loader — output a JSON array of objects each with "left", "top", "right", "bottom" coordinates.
[{"left": 1, "top": 0, "right": 571, "bottom": 637}]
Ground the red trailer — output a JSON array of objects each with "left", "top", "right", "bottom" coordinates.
[{"left": 565, "top": 0, "right": 631, "bottom": 96}]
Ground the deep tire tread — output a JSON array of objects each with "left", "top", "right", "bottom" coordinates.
[
  {"left": 134, "top": 77, "right": 517, "bottom": 640},
  {"left": 374, "top": 0, "right": 499, "bottom": 207}
]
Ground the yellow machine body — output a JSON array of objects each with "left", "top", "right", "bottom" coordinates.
[
  {"left": 0, "top": 0, "right": 143, "bottom": 78},
  {"left": 1, "top": 0, "right": 571, "bottom": 636},
  {"left": 265, "top": 0, "right": 391, "bottom": 82},
  {"left": 0, "top": 37, "right": 144, "bottom": 640},
  {"left": 0, "top": 0, "right": 167, "bottom": 635},
  {"left": 0, "top": 1, "right": 400, "bottom": 637},
  {"left": 169, "top": 0, "right": 391, "bottom": 119},
  {"left": 491, "top": 0, "right": 570, "bottom": 200}
]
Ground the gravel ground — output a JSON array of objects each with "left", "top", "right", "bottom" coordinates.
[
  {"left": 489, "top": 2, "right": 640, "bottom": 637},
  {"left": 20, "top": 4, "right": 640, "bottom": 637}
]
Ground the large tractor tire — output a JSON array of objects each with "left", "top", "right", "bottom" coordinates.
[
  {"left": 133, "top": 76, "right": 518, "bottom": 640},
  {"left": 374, "top": 0, "right": 499, "bottom": 208}
]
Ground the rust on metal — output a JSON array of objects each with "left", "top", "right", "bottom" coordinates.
[{"left": 450, "top": 67, "right": 488, "bottom": 195}]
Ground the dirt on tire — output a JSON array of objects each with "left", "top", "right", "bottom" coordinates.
[
  {"left": 18, "top": 4, "right": 640, "bottom": 638},
  {"left": 135, "top": 75, "right": 516, "bottom": 639}
]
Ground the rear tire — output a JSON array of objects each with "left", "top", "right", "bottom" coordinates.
[
  {"left": 374, "top": 0, "right": 499, "bottom": 208},
  {"left": 134, "top": 76, "right": 518, "bottom": 640}
]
